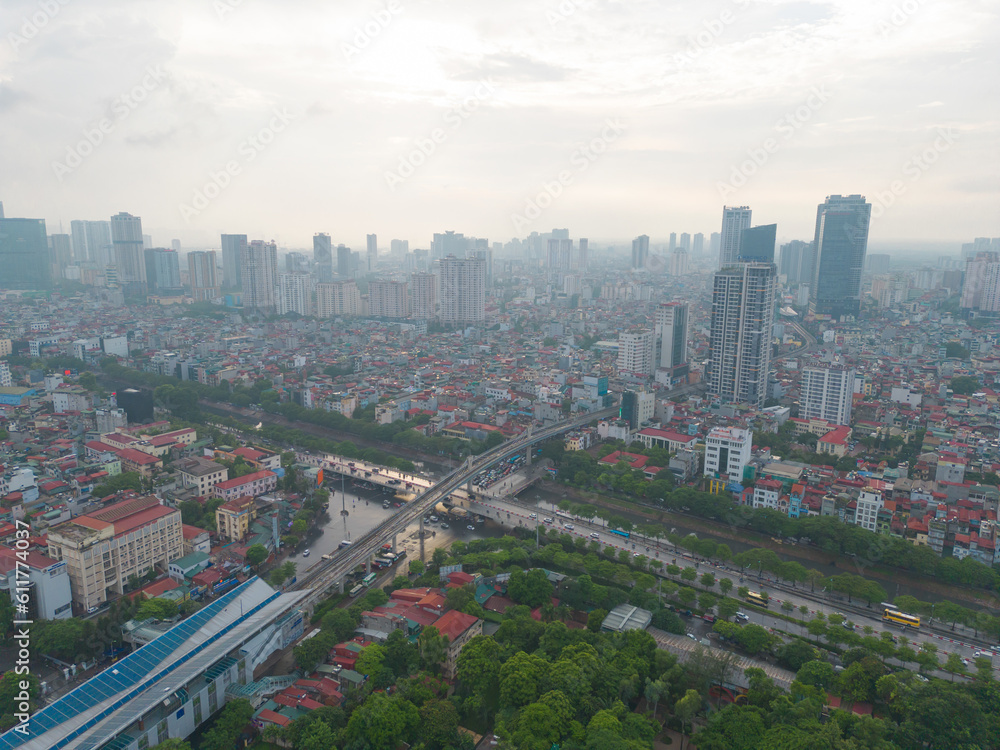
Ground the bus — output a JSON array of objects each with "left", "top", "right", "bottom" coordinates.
[
  {"left": 609, "top": 529, "right": 630, "bottom": 539},
  {"left": 744, "top": 591, "right": 769, "bottom": 608},
  {"left": 882, "top": 609, "right": 920, "bottom": 629},
  {"left": 362, "top": 572, "right": 377, "bottom": 587},
  {"left": 348, "top": 584, "right": 364, "bottom": 597}
]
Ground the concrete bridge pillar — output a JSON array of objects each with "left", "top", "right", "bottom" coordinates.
[
  {"left": 392, "top": 534, "right": 398, "bottom": 554},
  {"left": 338, "top": 578, "right": 345, "bottom": 594},
  {"left": 366, "top": 559, "right": 371, "bottom": 575},
  {"left": 419, "top": 517, "right": 425, "bottom": 563}
]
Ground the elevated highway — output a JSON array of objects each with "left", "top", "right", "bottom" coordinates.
[{"left": 292, "top": 406, "right": 618, "bottom": 605}]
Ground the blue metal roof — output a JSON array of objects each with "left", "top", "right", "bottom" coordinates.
[{"left": 0, "top": 578, "right": 272, "bottom": 750}]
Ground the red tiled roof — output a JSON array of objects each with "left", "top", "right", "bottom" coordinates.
[
  {"left": 434, "top": 609, "right": 479, "bottom": 642},
  {"left": 214, "top": 470, "right": 275, "bottom": 490}
]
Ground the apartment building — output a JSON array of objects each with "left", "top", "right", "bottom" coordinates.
[
  {"left": 211, "top": 469, "right": 277, "bottom": 502},
  {"left": 703, "top": 427, "right": 753, "bottom": 480},
  {"left": 215, "top": 496, "right": 258, "bottom": 543},
  {"left": 46, "top": 496, "right": 183, "bottom": 611},
  {"left": 175, "top": 457, "right": 229, "bottom": 495}
]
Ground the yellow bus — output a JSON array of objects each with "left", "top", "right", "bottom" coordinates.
[
  {"left": 882, "top": 609, "right": 920, "bottom": 629},
  {"left": 745, "top": 591, "right": 769, "bottom": 608}
]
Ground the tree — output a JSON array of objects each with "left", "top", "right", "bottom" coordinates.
[
  {"left": 246, "top": 543, "right": 268, "bottom": 568},
  {"left": 719, "top": 577, "right": 733, "bottom": 596},
  {"left": 675, "top": 688, "right": 702, "bottom": 750},
  {"left": 681, "top": 566, "right": 698, "bottom": 582},
  {"left": 409, "top": 559, "right": 425, "bottom": 575},
  {"left": 419, "top": 625, "right": 449, "bottom": 675},
  {"left": 0, "top": 673, "right": 39, "bottom": 732},
  {"left": 700, "top": 572, "right": 716, "bottom": 588},
  {"left": 736, "top": 624, "right": 775, "bottom": 655},
  {"left": 135, "top": 597, "right": 178, "bottom": 621},
  {"left": 795, "top": 660, "right": 837, "bottom": 690},
  {"left": 588, "top": 608, "right": 608, "bottom": 633},
  {"left": 717, "top": 597, "right": 739, "bottom": 622},
  {"left": 456, "top": 635, "right": 501, "bottom": 714},
  {"left": 355, "top": 643, "right": 387, "bottom": 678},
  {"left": 344, "top": 693, "right": 420, "bottom": 750},
  {"left": 91, "top": 471, "right": 143, "bottom": 499},
  {"left": 499, "top": 651, "right": 549, "bottom": 709},
  {"left": 944, "top": 651, "right": 966, "bottom": 681},
  {"left": 200, "top": 698, "right": 254, "bottom": 750},
  {"left": 777, "top": 640, "right": 817, "bottom": 671}
]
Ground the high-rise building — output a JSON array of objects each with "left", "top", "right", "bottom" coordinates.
[
  {"left": 0, "top": 216, "right": 51, "bottom": 289},
  {"left": 144, "top": 248, "right": 182, "bottom": 293},
  {"left": 48, "top": 233, "right": 72, "bottom": 271},
  {"left": 410, "top": 271, "right": 438, "bottom": 319},
  {"left": 110, "top": 212, "right": 147, "bottom": 296},
  {"left": 800, "top": 365, "right": 855, "bottom": 425},
  {"left": 171, "top": 239, "right": 182, "bottom": 252},
  {"left": 285, "top": 251, "right": 309, "bottom": 273},
  {"left": 71, "top": 219, "right": 112, "bottom": 264},
  {"left": 669, "top": 233, "right": 677, "bottom": 251},
  {"left": 960, "top": 252, "right": 1000, "bottom": 315},
  {"left": 438, "top": 255, "right": 486, "bottom": 326},
  {"left": 187, "top": 250, "right": 219, "bottom": 301},
  {"left": 617, "top": 330, "right": 655, "bottom": 378},
  {"left": 277, "top": 272, "right": 314, "bottom": 316},
  {"left": 312, "top": 233, "right": 333, "bottom": 282},
  {"left": 241, "top": 240, "right": 278, "bottom": 310},
  {"left": 738, "top": 224, "right": 776, "bottom": 263},
  {"left": 369, "top": 279, "right": 410, "bottom": 319},
  {"left": 703, "top": 427, "right": 753, "bottom": 479},
  {"left": 865, "top": 253, "right": 891, "bottom": 274},
  {"left": 576, "top": 238, "right": 589, "bottom": 271},
  {"left": 710, "top": 232, "right": 721, "bottom": 257},
  {"left": 547, "top": 238, "right": 573, "bottom": 272},
  {"left": 679, "top": 232, "right": 691, "bottom": 250},
  {"left": 655, "top": 302, "right": 689, "bottom": 371},
  {"left": 631, "top": 235, "right": 649, "bottom": 270},
  {"left": 779, "top": 240, "right": 813, "bottom": 285},
  {"left": 221, "top": 233, "right": 246, "bottom": 289},
  {"left": 366, "top": 233, "right": 378, "bottom": 271},
  {"left": 809, "top": 194, "right": 871, "bottom": 319},
  {"left": 708, "top": 262, "right": 776, "bottom": 408},
  {"left": 432, "top": 231, "right": 467, "bottom": 260},
  {"left": 391, "top": 238, "right": 409, "bottom": 255},
  {"left": 621, "top": 389, "right": 655, "bottom": 429},
  {"left": 669, "top": 248, "right": 688, "bottom": 276},
  {"left": 693, "top": 233, "right": 704, "bottom": 254},
  {"left": 142, "top": 234, "right": 153, "bottom": 249},
  {"left": 316, "top": 280, "right": 361, "bottom": 317},
  {"left": 719, "top": 206, "right": 752, "bottom": 267},
  {"left": 336, "top": 244, "right": 352, "bottom": 279}
]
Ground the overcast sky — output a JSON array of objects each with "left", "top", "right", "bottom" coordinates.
[{"left": 1, "top": 0, "right": 997, "bottom": 251}]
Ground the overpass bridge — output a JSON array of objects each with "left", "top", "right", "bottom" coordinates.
[{"left": 292, "top": 406, "right": 618, "bottom": 606}]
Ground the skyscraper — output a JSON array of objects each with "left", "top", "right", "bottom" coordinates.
[
  {"left": 410, "top": 272, "right": 438, "bottom": 319},
  {"left": 0, "top": 216, "right": 51, "bottom": 289},
  {"left": 312, "top": 233, "right": 333, "bottom": 282},
  {"left": 960, "top": 252, "right": 1000, "bottom": 315},
  {"left": 438, "top": 256, "right": 486, "bottom": 326},
  {"left": 631, "top": 235, "right": 649, "bottom": 270},
  {"left": 669, "top": 232, "right": 677, "bottom": 251},
  {"left": 547, "top": 238, "right": 573, "bottom": 272},
  {"left": 187, "top": 250, "right": 219, "bottom": 302},
  {"left": 110, "top": 212, "right": 147, "bottom": 296},
  {"left": 708, "top": 262, "right": 776, "bottom": 408},
  {"left": 242, "top": 240, "right": 278, "bottom": 310},
  {"left": 369, "top": 280, "right": 410, "bottom": 319},
  {"left": 336, "top": 244, "right": 352, "bottom": 279},
  {"left": 432, "top": 231, "right": 467, "bottom": 260},
  {"left": 48, "top": 234, "right": 72, "bottom": 271},
  {"left": 809, "top": 194, "right": 871, "bottom": 319},
  {"left": 779, "top": 240, "right": 813, "bottom": 285},
  {"left": 692, "top": 233, "right": 704, "bottom": 254},
  {"left": 221, "top": 234, "right": 246, "bottom": 289},
  {"left": 655, "top": 302, "right": 689, "bottom": 372},
  {"left": 710, "top": 232, "right": 721, "bottom": 257},
  {"left": 865, "top": 254, "right": 891, "bottom": 274},
  {"left": 719, "top": 206, "right": 752, "bottom": 267},
  {"left": 316, "top": 281, "right": 361, "bottom": 317},
  {"left": 679, "top": 232, "right": 691, "bottom": 251},
  {"left": 277, "top": 272, "right": 314, "bottom": 316},
  {"left": 144, "top": 248, "right": 182, "bottom": 293},
  {"left": 800, "top": 365, "right": 855, "bottom": 425},
  {"left": 366, "top": 234, "right": 378, "bottom": 272},
  {"left": 390, "top": 239, "right": 409, "bottom": 255},
  {"left": 738, "top": 224, "right": 777, "bottom": 263},
  {"left": 576, "top": 238, "right": 589, "bottom": 271}
]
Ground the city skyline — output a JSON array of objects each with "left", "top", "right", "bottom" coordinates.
[{"left": 1, "top": 1, "right": 995, "bottom": 247}]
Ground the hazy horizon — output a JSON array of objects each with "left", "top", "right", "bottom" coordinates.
[{"left": 2, "top": 0, "right": 997, "bottom": 250}]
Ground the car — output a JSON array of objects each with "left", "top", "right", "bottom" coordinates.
[
  {"left": 440, "top": 523, "right": 450, "bottom": 529},
  {"left": 528, "top": 513, "right": 537, "bottom": 519},
  {"left": 702, "top": 613, "right": 716, "bottom": 623},
  {"left": 842, "top": 621, "right": 855, "bottom": 630},
  {"left": 974, "top": 650, "right": 992, "bottom": 659},
  {"left": 563, "top": 523, "right": 575, "bottom": 531},
  {"left": 302, "top": 549, "right": 310, "bottom": 557},
  {"left": 429, "top": 515, "right": 439, "bottom": 522},
  {"left": 467, "top": 525, "right": 476, "bottom": 530},
  {"left": 914, "top": 674, "right": 929, "bottom": 682},
  {"left": 87, "top": 606, "right": 99, "bottom": 614},
  {"left": 543, "top": 517, "right": 554, "bottom": 524},
  {"left": 961, "top": 657, "right": 971, "bottom": 667},
  {"left": 686, "top": 633, "right": 698, "bottom": 641},
  {"left": 633, "top": 552, "right": 642, "bottom": 557},
  {"left": 321, "top": 553, "right": 333, "bottom": 560},
  {"left": 735, "top": 612, "right": 750, "bottom": 622},
  {"left": 590, "top": 532, "right": 600, "bottom": 539}
]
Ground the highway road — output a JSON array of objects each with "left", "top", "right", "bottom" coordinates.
[
  {"left": 290, "top": 406, "right": 619, "bottom": 607},
  {"left": 463, "top": 492, "right": 998, "bottom": 674}
]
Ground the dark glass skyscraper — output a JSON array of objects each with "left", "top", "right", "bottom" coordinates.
[
  {"left": 0, "top": 217, "right": 51, "bottom": 289},
  {"left": 738, "top": 224, "right": 776, "bottom": 263},
  {"left": 221, "top": 234, "right": 247, "bottom": 289},
  {"left": 809, "top": 194, "right": 871, "bottom": 319}
]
